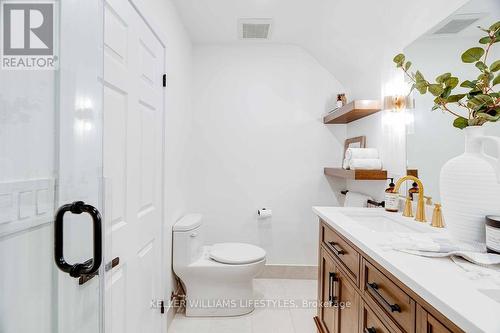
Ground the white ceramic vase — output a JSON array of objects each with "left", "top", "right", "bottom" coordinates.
[{"left": 440, "top": 126, "right": 500, "bottom": 243}]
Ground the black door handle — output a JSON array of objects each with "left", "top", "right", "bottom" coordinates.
[{"left": 54, "top": 201, "right": 103, "bottom": 278}]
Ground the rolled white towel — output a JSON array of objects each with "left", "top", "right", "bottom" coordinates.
[
  {"left": 345, "top": 148, "right": 379, "bottom": 160},
  {"left": 349, "top": 158, "right": 383, "bottom": 170},
  {"left": 344, "top": 191, "right": 372, "bottom": 207},
  {"left": 342, "top": 159, "right": 350, "bottom": 169}
]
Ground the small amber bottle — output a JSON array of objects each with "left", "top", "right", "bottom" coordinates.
[
  {"left": 384, "top": 178, "right": 399, "bottom": 212},
  {"left": 409, "top": 182, "right": 419, "bottom": 201},
  {"left": 336, "top": 94, "right": 343, "bottom": 108}
]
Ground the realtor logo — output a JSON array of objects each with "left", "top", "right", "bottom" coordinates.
[{"left": 1, "top": 1, "right": 58, "bottom": 69}]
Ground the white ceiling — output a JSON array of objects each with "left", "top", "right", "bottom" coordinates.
[{"left": 172, "top": 0, "right": 470, "bottom": 98}]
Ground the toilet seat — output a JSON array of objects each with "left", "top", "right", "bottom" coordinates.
[{"left": 209, "top": 243, "right": 266, "bottom": 265}]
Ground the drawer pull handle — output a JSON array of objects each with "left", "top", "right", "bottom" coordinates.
[
  {"left": 364, "top": 328, "right": 377, "bottom": 333},
  {"left": 328, "top": 272, "right": 338, "bottom": 304},
  {"left": 367, "top": 282, "right": 401, "bottom": 313},
  {"left": 313, "top": 316, "right": 326, "bottom": 333},
  {"left": 328, "top": 241, "right": 345, "bottom": 255}
]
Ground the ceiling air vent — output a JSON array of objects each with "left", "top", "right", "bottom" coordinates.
[
  {"left": 430, "top": 14, "right": 486, "bottom": 36},
  {"left": 238, "top": 19, "right": 272, "bottom": 40},
  {"left": 433, "top": 18, "right": 479, "bottom": 34}
]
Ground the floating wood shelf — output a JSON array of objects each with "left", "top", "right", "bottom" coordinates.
[
  {"left": 324, "top": 168, "right": 388, "bottom": 180},
  {"left": 323, "top": 100, "right": 382, "bottom": 124},
  {"left": 407, "top": 169, "right": 419, "bottom": 178}
]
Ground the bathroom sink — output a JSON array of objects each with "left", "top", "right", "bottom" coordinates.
[{"left": 340, "top": 210, "right": 437, "bottom": 234}]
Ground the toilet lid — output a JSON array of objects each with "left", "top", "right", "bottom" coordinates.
[{"left": 209, "top": 243, "right": 266, "bottom": 265}]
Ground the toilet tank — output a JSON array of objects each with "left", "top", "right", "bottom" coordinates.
[{"left": 172, "top": 214, "right": 204, "bottom": 270}]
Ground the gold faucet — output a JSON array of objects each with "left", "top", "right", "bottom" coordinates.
[
  {"left": 393, "top": 175, "right": 427, "bottom": 222},
  {"left": 431, "top": 203, "right": 445, "bottom": 228}
]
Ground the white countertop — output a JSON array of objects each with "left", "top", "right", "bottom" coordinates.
[{"left": 313, "top": 206, "right": 500, "bottom": 333}]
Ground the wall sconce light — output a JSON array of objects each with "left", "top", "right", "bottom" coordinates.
[{"left": 384, "top": 95, "right": 415, "bottom": 112}]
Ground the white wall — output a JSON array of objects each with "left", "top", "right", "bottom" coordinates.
[
  {"left": 189, "top": 44, "right": 346, "bottom": 266},
  {"left": 133, "top": 0, "right": 193, "bottom": 321}
]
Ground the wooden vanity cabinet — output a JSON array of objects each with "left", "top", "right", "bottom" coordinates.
[
  {"left": 317, "top": 247, "right": 360, "bottom": 333},
  {"left": 321, "top": 222, "right": 360, "bottom": 286},
  {"left": 315, "top": 220, "right": 463, "bottom": 333},
  {"left": 416, "top": 305, "right": 453, "bottom": 333},
  {"left": 360, "top": 300, "right": 393, "bottom": 333},
  {"left": 318, "top": 248, "right": 337, "bottom": 333},
  {"left": 362, "top": 260, "right": 415, "bottom": 333},
  {"left": 335, "top": 261, "right": 360, "bottom": 333}
]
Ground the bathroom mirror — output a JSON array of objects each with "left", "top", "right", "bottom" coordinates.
[{"left": 404, "top": 0, "right": 500, "bottom": 202}]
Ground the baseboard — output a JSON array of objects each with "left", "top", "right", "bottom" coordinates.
[{"left": 256, "top": 264, "right": 317, "bottom": 280}]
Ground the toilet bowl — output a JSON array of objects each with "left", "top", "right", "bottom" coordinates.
[{"left": 172, "top": 214, "right": 266, "bottom": 317}]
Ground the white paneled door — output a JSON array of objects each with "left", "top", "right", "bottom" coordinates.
[{"left": 103, "top": 0, "right": 165, "bottom": 332}]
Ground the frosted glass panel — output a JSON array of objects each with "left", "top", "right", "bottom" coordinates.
[{"left": 0, "top": 0, "right": 104, "bottom": 332}]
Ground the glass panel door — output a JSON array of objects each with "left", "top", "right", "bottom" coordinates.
[{"left": 0, "top": 0, "right": 104, "bottom": 332}]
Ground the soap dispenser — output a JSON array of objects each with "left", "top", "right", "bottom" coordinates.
[
  {"left": 409, "top": 182, "right": 419, "bottom": 201},
  {"left": 384, "top": 178, "right": 399, "bottom": 212},
  {"left": 336, "top": 94, "right": 343, "bottom": 108}
]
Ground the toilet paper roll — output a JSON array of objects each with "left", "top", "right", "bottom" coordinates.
[{"left": 258, "top": 209, "right": 272, "bottom": 218}]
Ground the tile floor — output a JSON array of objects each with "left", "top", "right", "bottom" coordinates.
[{"left": 169, "top": 279, "right": 318, "bottom": 333}]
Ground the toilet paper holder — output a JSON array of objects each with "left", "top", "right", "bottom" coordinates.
[{"left": 257, "top": 208, "right": 272, "bottom": 218}]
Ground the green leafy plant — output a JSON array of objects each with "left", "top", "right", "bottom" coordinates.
[{"left": 393, "top": 21, "right": 500, "bottom": 129}]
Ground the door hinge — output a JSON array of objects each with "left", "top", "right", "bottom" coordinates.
[
  {"left": 162, "top": 74, "right": 167, "bottom": 87},
  {"left": 160, "top": 300, "right": 165, "bottom": 314}
]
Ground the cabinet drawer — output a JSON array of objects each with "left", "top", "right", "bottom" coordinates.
[
  {"left": 321, "top": 221, "right": 360, "bottom": 285},
  {"left": 361, "top": 301, "right": 392, "bottom": 333},
  {"left": 363, "top": 260, "right": 415, "bottom": 333}
]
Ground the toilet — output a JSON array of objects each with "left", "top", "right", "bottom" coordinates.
[{"left": 172, "top": 214, "right": 266, "bottom": 317}]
